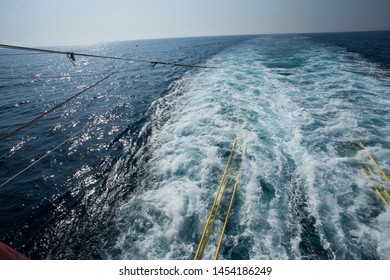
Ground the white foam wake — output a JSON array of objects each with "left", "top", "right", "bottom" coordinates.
[{"left": 109, "top": 36, "right": 390, "bottom": 260}]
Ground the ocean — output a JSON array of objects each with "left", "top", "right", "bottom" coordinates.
[{"left": 0, "top": 31, "right": 389, "bottom": 260}]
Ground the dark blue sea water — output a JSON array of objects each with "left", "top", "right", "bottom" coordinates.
[{"left": 0, "top": 31, "right": 389, "bottom": 260}]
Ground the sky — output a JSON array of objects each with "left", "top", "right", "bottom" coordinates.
[{"left": 1, "top": 0, "right": 390, "bottom": 46}]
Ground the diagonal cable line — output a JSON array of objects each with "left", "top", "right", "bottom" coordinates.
[
  {"left": 0, "top": 69, "right": 120, "bottom": 141},
  {"left": 0, "top": 126, "right": 85, "bottom": 188}
]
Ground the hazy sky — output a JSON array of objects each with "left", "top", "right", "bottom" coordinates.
[{"left": 1, "top": 0, "right": 390, "bottom": 46}]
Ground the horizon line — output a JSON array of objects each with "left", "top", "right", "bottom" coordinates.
[{"left": 3, "top": 28, "right": 390, "bottom": 48}]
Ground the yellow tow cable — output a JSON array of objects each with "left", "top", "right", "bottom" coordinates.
[
  {"left": 359, "top": 141, "right": 390, "bottom": 184},
  {"left": 214, "top": 145, "right": 247, "bottom": 260},
  {"left": 359, "top": 141, "right": 390, "bottom": 206},
  {"left": 194, "top": 137, "right": 237, "bottom": 260},
  {"left": 383, "top": 188, "right": 390, "bottom": 199},
  {"left": 375, "top": 188, "right": 388, "bottom": 206}
]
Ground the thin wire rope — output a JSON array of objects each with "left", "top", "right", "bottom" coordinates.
[
  {"left": 0, "top": 44, "right": 217, "bottom": 69},
  {"left": 0, "top": 64, "right": 148, "bottom": 182},
  {"left": 0, "top": 72, "right": 111, "bottom": 81},
  {"left": 0, "top": 67, "right": 142, "bottom": 81},
  {"left": 0, "top": 68, "right": 121, "bottom": 141},
  {"left": 0, "top": 52, "right": 50, "bottom": 56},
  {"left": 0, "top": 126, "right": 85, "bottom": 189}
]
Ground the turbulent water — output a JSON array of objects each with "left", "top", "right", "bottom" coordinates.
[{"left": 0, "top": 32, "right": 389, "bottom": 260}]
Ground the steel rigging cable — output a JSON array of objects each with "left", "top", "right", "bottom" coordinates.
[
  {"left": 0, "top": 42, "right": 220, "bottom": 184},
  {"left": 0, "top": 126, "right": 85, "bottom": 188},
  {"left": 0, "top": 44, "right": 217, "bottom": 69},
  {"left": 0, "top": 69, "right": 121, "bottom": 141},
  {"left": 0, "top": 43, "right": 218, "bottom": 140},
  {"left": 0, "top": 67, "right": 144, "bottom": 81}
]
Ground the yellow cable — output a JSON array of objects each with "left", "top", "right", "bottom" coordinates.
[
  {"left": 214, "top": 145, "right": 247, "bottom": 260},
  {"left": 198, "top": 177, "right": 230, "bottom": 259},
  {"left": 199, "top": 146, "right": 238, "bottom": 259},
  {"left": 194, "top": 137, "right": 237, "bottom": 260},
  {"left": 199, "top": 142, "right": 241, "bottom": 259},
  {"left": 359, "top": 141, "right": 390, "bottom": 184},
  {"left": 382, "top": 188, "right": 390, "bottom": 199},
  {"left": 375, "top": 188, "right": 388, "bottom": 206},
  {"left": 366, "top": 165, "right": 375, "bottom": 176}
]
